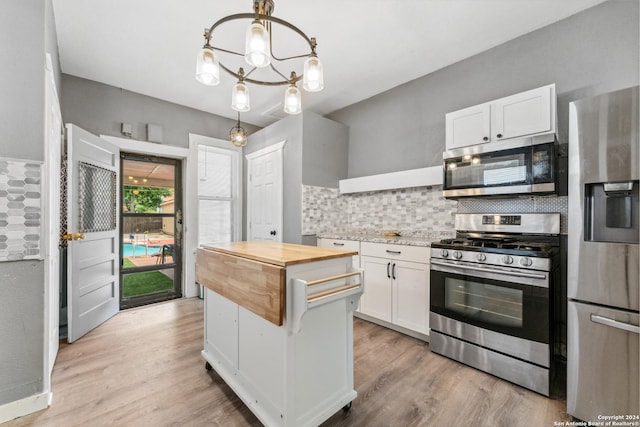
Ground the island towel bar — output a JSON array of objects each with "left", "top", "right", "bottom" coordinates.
[{"left": 289, "top": 268, "right": 363, "bottom": 334}]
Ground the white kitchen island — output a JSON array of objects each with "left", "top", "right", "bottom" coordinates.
[{"left": 195, "top": 241, "right": 363, "bottom": 427}]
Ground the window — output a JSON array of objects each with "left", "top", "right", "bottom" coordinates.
[{"left": 197, "top": 144, "right": 240, "bottom": 244}]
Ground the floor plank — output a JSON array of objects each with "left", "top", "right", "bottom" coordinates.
[{"left": 5, "top": 298, "right": 571, "bottom": 426}]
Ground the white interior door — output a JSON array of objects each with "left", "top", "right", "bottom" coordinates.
[
  {"left": 246, "top": 142, "right": 284, "bottom": 242},
  {"left": 66, "top": 124, "right": 120, "bottom": 343},
  {"left": 44, "top": 54, "right": 61, "bottom": 375}
]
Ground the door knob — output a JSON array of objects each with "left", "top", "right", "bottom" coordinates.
[
  {"left": 269, "top": 230, "right": 277, "bottom": 236},
  {"left": 63, "top": 232, "right": 85, "bottom": 241}
]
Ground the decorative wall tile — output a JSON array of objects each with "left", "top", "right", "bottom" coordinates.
[
  {"left": 302, "top": 183, "right": 569, "bottom": 237},
  {"left": 0, "top": 158, "right": 42, "bottom": 261},
  {"left": 457, "top": 195, "right": 569, "bottom": 234},
  {"left": 302, "top": 184, "right": 457, "bottom": 238}
]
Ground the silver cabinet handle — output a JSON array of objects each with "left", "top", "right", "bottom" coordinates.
[
  {"left": 332, "top": 242, "right": 345, "bottom": 246},
  {"left": 386, "top": 250, "right": 401, "bottom": 255},
  {"left": 591, "top": 314, "right": 640, "bottom": 334}
]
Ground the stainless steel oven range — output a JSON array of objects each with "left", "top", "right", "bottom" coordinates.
[{"left": 429, "top": 213, "right": 561, "bottom": 396}]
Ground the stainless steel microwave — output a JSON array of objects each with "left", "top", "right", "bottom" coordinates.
[{"left": 442, "top": 136, "right": 556, "bottom": 198}]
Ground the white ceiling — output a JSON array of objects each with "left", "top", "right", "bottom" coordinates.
[{"left": 52, "top": 0, "right": 607, "bottom": 128}]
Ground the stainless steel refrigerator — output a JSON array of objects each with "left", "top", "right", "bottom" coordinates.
[{"left": 567, "top": 86, "right": 639, "bottom": 421}]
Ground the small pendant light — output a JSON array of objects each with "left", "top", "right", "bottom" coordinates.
[{"left": 229, "top": 112, "right": 248, "bottom": 147}]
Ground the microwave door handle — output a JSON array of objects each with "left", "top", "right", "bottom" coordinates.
[
  {"left": 590, "top": 314, "right": 640, "bottom": 334},
  {"left": 430, "top": 259, "right": 547, "bottom": 280}
]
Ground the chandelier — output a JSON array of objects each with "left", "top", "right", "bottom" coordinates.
[{"left": 195, "top": 0, "right": 324, "bottom": 121}]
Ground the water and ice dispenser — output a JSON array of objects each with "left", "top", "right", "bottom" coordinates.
[{"left": 585, "top": 180, "right": 639, "bottom": 244}]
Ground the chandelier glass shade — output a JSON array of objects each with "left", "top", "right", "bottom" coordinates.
[
  {"left": 195, "top": 44, "right": 220, "bottom": 86},
  {"left": 231, "top": 79, "right": 250, "bottom": 112},
  {"left": 283, "top": 82, "right": 302, "bottom": 115},
  {"left": 195, "top": 0, "right": 324, "bottom": 117}
]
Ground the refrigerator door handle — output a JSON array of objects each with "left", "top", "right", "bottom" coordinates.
[{"left": 591, "top": 314, "right": 640, "bottom": 334}]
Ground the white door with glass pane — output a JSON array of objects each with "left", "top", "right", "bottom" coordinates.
[
  {"left": 66, "top": 124, "right": 120, "bottom": 343},
  {"left": 246, "top": 142, "right": 284, "bottom": 242},
  {"left": 198, "top": 145, "right": 239, "bottom": 244}
]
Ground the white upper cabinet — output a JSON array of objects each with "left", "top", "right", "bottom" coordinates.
[
  {"left": 492, "top": 85, "right": 554, "bottom": 141},
  {"left": 445, "top": 102, "right": 491, "bottom": 149},
  {"left": 445, "top": 84, "right": 556, "bottom": 150}
]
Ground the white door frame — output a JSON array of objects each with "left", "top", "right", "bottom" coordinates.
[
  {"left": 99, "top": 135, "right": 197, "bottom": 297},
  {"left": 245, "top": 140, "right": 285, "bottom": 241}
]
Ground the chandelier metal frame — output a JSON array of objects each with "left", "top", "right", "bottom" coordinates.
[{"left": 202, "top": 0, "right": 319, "bottom": 87}]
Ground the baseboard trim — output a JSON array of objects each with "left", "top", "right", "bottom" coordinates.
[
  {"left": 354, "top": 312, "right": 430, "bottom": 342},
  {"left": 0, "top": 392, "right": 50, "bottom": 424}
]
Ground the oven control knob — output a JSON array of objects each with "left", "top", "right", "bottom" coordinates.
[
  {"left": 453, "top": 251, "right": 463, "bottom": 260},
  {"left": 502, "top": 255, "right": 514, "bottom": 265},
  {"left": 520, "top": 257, "right": 533, "bottom": 267},
  {"left": 440, "top": 249, "right": 449, "bottom": 258},
  {"left": 477, "top": 253, "right": 486, "bottom": 262}
]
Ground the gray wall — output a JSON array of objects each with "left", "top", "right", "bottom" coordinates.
[
  {"left": 328, "top": 0, "right": 640, "bottom": 178},
  {"left": 61, "top": 75, "right": 260, "bottom": 147},
  {"left": 302, "top": 113, "right": 349, "bottom": 189},
  {"left": 0, "top": 261, "right": 45, "bottom": 405},
  {"left": 243, "top": 112, "right": 348, "bottom": 244},
  {"left": 1, "top": 0, "right": 45, "bottom": 162},
  {"left": 0, "top": 0, "right": 59, "bottom": 407}
]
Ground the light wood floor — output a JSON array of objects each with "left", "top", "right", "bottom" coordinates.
[{"left": 6, "top": 298, "right": 571, "bottom": 427}]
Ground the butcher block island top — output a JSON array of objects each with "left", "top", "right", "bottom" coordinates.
[
  {"left": 200, "top": 240, "right": 358, "bottom": 266},
  {"left": 196, "top": 241, "right": 358, "bottom": 327}
]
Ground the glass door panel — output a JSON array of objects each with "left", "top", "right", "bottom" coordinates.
[
  {"left": 445, "top": 278, "right": 523, "bottom": 327},
  {"left": 120, "top": 154, "right": 182, "bottom": 309}
]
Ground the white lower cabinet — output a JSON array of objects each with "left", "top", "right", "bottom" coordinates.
[
  {"left": 359, "top": 242, "right": 430, "bottom": 337},
  {"left": 392, "top": 259, "right": 430, "bottom": 334}
]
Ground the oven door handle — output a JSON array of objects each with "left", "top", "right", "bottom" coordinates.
[{"left": 430, "top": 259, "right": 548, "bottom": 280}]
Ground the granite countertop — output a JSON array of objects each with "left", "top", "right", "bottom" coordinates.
[{"left": 317, "top": 232, "right": 453, "bottom": 247}]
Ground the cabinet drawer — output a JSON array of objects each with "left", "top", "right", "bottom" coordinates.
[
  {"left": 360, "top": 242, "right": 429, "bottom": 264},
  {"left": 317, "top": 238, "right": 360, "bottom": 252}
]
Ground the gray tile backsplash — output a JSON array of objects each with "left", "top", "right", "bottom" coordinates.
[
  {"left": 302, "top": 184, "right": 568, "bottom": 236},
  {"left": 0, "top": 158, "right": 42, "bottom": 261},
  {"left": 302, "top": 184, "right": 457, "bottom": 237}
]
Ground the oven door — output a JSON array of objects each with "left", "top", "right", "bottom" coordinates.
[
  {"left": 443, "top": 142, "right": 555, "bottom": 197},
  {"left": 430, "top": 263, "right": 549, "bottom": 344}
]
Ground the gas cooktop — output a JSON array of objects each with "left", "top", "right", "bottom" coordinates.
[{"left": 432, "top": 237, "right": 556, "bottom": 258}]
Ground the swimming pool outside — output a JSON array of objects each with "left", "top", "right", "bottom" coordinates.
[{"left": 122, "top": 243, "right": 162, "bottom": 257}]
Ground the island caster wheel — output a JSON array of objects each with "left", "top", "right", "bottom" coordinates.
[
  {"left": 205, "top": 361, "right": 212, "bottom": 371},
  {"left": 342, "top": 402, "right": 352, "bottom": 413}
]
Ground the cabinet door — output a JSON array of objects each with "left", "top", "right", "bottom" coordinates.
[
  {"left": 492, "top": 85, "right": 553, "bottom": 140},
  {"left": 445, "top": 102, "right": 491, "bottom": 150},
  {"left": 360, "top": 256, "right": 392, "bottom": 322},
  {"left": 392, "top": 260, "right": 429, "bottom": 334}
]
